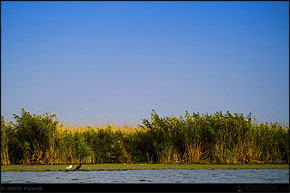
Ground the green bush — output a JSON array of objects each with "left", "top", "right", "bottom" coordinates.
[
  {"left": 7, "top": 108, "right": 58, "bottom": 164},
  {"left": 1, "top": 109, "right": 289, "bottom": 165},
  {"left": 1, "top": 116, "right": 10, "bottom": 164}
]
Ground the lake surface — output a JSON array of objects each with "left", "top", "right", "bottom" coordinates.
[{"left": 1, "top": 169, "right": 288, "bottom": 183}]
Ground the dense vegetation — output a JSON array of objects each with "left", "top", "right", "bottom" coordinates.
[{"left": 1, "top": 109, "right": 289, "bottom": 165}]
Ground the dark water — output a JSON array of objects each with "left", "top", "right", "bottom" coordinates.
[{"left": 1, "top": 169, "right": 288, "bottom": 183}]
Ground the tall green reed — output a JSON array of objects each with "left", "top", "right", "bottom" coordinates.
[{"left": 1, "top": 109, "right": 289, "bottom": 165}]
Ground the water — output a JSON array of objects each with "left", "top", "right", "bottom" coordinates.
[{"left": 1, "top": 169, "right": 288, "bottom": 183}]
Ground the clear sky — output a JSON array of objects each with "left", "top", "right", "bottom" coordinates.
[{"left": 1, "top": 1, "right": 289, "bottom": 125}]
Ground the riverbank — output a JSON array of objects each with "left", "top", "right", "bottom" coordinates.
[{"left": 1, "top": 164, "right": 289, "bottom": 172}]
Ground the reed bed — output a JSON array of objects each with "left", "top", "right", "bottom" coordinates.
[{"left": 1, "top": 109, "right": 289, "bottom": 165}]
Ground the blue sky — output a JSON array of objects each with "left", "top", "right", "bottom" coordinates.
[{"left": 1, "top": 1, "right": 289, "bottom": 125}]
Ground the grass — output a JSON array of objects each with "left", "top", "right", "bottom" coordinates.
[
  {"left": 1, "top": 164, "right": 289, "bottom": 172},
  {"left": 2, "top": 110, "right": 289, "bottom": 165}
]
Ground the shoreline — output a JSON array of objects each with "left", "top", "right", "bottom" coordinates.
[{"left": 1, "top": 164, "right": 289, "bottom": 172}]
